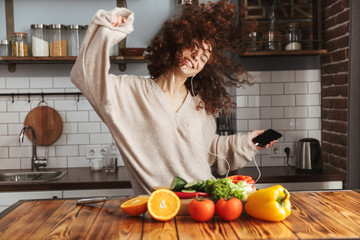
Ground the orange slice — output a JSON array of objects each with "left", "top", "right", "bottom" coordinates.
[
  {"left": 147, "top": 189, "right": 181, "bottom": 221},
  {"left": 121, "top": 196, "right": 150, "bottom": 216}
]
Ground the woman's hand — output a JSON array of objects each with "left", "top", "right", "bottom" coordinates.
[
  {"left": 249, "top": 129, "right": 277, "bottom": 150},
  {"left": 111, "top": 15, "right": 127, "bottom": 27}
]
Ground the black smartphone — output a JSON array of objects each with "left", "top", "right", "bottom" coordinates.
[{"left": 252, "top": 129, "right": 282, "bottom": 147}]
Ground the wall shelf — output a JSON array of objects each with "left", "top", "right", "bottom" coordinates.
[
  {"left": 0, "top": 56, "right": 147, "bottom": 72},
  {"left": 240, "top": 49, "right": 327, "bottom": 57}
]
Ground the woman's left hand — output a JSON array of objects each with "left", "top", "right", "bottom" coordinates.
[
  {"left": 111, "top": 15, "right": 127, "bottom": 27},
  {"left": 250, "top": 130, "right": 277, "bottom": 150}
]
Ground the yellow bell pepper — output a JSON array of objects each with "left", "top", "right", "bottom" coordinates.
[{"left": 244, "top": 185, "right": 291, "bottom": 222}]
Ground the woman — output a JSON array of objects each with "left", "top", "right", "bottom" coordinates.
[{"left": 71, "top": 1, "right": 275, "bottom": 195}]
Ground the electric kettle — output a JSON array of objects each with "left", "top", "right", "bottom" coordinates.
[{"left": 295, "top": 138, "right": 322, "bottom": 171}]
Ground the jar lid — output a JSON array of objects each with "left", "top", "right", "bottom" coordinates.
[
  {"left": 67, "top": 24, "right": 80, "bottom": 30},
  {"left": 49, "top": 24, "right": 66, "bottom": 29},
  {"left": 13, "top": 32, "right": 27, "bottom": 37},
  {"left": 31, "top": 24, "right": 48, "bottom": 29},
  {"left": 0, "top": 40, "right": 11, "bottom": 45}
]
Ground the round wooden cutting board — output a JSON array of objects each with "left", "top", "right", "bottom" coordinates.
[{"left": 24, "top": 105, "right": 63, "bottom": 146}]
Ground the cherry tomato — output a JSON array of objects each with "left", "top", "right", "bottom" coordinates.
[
  {"left": 188, "top": 198, "right": 215, "bottom": 222},
  {"left": 215, "top": 198, "right": 243, "bottom": 221}
]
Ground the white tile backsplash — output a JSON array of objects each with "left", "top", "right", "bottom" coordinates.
[
  {"left": 0, "top": 78, "right": 5, "bottom": 88},
  {"left": 6, "top": 77, "right": 30, "bottom": 89},
  {"left": 248, "top": 71, "right": 271, "bottom": 83},
  {"left": 284, "top": 82, "right": 307, "bottom": 94},
  {"left": 296, "top": 94, "right": 320, "bottom": 106},
  {"left": 0, "top": 69, "right": 321, "bottom": 170},
  {"left": 272, "top": 95, "right": 295, "bottom": 106},
  {"left": 260, "top": 107, "right": 284, "bottom": 118},
  {"left": 0, "top": 113, "right": 19, "bottom": 124},
  {"left": 248, "top": 95, "right": 271, "bottom": 107},
  {"left": 295, "top": 69, "right": 320, "bottom": 82},
  {"left": 30, "top": 77, "right": 53, "bottom": 89},
  {"left": 0, "top": 101, "right": 6, "bottom": 111},
  {"left": 271, "top": 71, "right": 295, "bottom": 82},
  {"left": 66, "top": 111, "right": 89, "bottom": 122},
  {"left": 260, "top": 83, "right": 284, "bottom": 94},
  {"left": 67, "top": 133, "right": 90, "bottom": 145},
  {"left": 284, "top": 106, "right": 308, "bottom": 118}
]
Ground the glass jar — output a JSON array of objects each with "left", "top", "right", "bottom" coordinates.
[
  {"left": 31, "top": 24, "right": 49, "bottom": 56},
  {"left": 285, "top": 23, "right": 302, "bottom": 51},
  {"left": 12, "top": 32, "right": 29, "bottom": 56},
  {"left": 0, "top": 40, "right": 11, "bottom": 56},
  {"left": 67, "top": 24, "right": 80, "bottom": 56},
  {"left": 263, "top": 31, "right": 282, "bottom": 51},
  {"left": 49, "top": 24, "right": 67, "bottom": 56},
  {"left": 246, "top": 32, "right": 262, "bottom": 52}
]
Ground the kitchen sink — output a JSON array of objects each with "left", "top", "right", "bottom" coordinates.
[{"left": 0, "top": 171, "right": 67, "bottom": 183}]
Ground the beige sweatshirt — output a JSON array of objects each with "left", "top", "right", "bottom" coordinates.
[{"left": 70, "top": 8, "right": 257, "bottom": 195}]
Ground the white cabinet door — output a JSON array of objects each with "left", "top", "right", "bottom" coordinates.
[
  {"left": 255, "top": 181, "right": 343, "bottom": 191},
  {"left": 0, "top": 191, "right": 63, "bottom": 213},
  {"left": 63, "top": 188, "right": 134, "bottom": 198}
]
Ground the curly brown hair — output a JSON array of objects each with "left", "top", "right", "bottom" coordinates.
[{"left": 145, "top": 0, "right": 254, "bottom": 115}]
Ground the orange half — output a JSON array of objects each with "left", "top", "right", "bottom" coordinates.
[
  {"left": 121, "top": 196, "right": 150, "bottom": 216},
  {"left": 147, "top": 189, "right": 181, "bottom": 221}
]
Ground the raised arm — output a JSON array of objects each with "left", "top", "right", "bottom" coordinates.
[{"left": 70, "top": 8, "right": 134, "bottom": 109}]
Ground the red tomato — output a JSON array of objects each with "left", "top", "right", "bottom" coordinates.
[
  {"left": 215, "top": 198, "right": 243, "bottom": 221},
  {"left": 188, "top": 198, "right": 215, "bottom": 222}
]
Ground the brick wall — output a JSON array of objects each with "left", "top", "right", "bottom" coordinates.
[{"left": 321, "top": 0, "right": 350, "bottom": 176}]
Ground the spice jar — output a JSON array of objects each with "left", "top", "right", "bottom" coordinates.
[
  {"left": 12, "top": 32, "right": 29, "bottom": 56},
  {"left": 0, "top": 40, "right": 11, "bottom": 56},
  {"left": 49, "top": 24, "right": 67, "bottom": 56},
  {"left": 285, "top": 23, "right": 302, "bottom": 51},
  {"left": 67, "top": 24, "right": 81, "bottom": 56},
  {"left": 31, "top": 24, "right": 49, "bottom": 56}
]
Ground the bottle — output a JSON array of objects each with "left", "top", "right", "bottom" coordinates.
[
  {"left": 285, "top": 23, "right": 302, "bottom": 51},
  {"left": 0, "top": 40, "right": 11, "bottom": 56},
  {"left": 264, "top": 6, "right": 281, "bottom": 51},
  {"left": 49, "top": 24, "right": 67, "bottom": 56},
  {"left": 31, "top": 24, "right": 49, "bottom": 56},
  {"left": 67, "top": 24, "right": 81, "bottom": 56},
  {"left": 12, "top": 32, "right": 29, "bottom": 56}
]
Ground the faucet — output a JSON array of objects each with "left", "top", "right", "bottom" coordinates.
[{"left": 19, "top": 125, "right": 47, "bottom": 171}]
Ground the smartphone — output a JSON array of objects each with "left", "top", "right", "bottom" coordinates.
[{"left": 252, "top": 129, "right": 282, "bottom": 147}]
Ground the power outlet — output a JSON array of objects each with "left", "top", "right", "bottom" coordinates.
[
  {"left": 85, "top": 145, "right": 125, "bottom": 166},
  {"left": 85, "top": 145, "right": 107, "bottom": 159},
  {"left": 270, "top": 143, "right": 294, "bottom": 158}
]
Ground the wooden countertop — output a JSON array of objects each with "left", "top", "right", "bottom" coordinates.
[
  {"left": 0, "top": 166, "right": 344, "bottom": 192},
  {"left": 0, "top": 190, "right": 359, "bottom": 239}
]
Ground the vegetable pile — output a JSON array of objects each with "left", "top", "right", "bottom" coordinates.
[
  {"left": 170, "top": 176, "right": 255, "bottom": 201},
  {"left": 205, "top": 178, "right": 255, "bottom": 201}
]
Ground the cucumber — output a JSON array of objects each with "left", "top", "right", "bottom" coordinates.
[
  {"left": 184, "top": 180, "right": 204, "bottom": 191},
  {"left": 181, "top": 189, "right": 196, "bottom": 193},
  {"left": 197, "top": 180, "right": 206, "bottom": 192},
  {"left": 170, "top": 176, "right": 188, "bottom": 191}
]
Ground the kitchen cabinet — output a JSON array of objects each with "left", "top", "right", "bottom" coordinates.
[
  {"left": 0, "top": 190, "right": 62, "bottom": 213},
  {"left": 255, "top": 181, "right": 343, "bottom": 191},
  {"left": 63, "top": 188, "right": 133, "bottom": 198},
  {"left": 0, "top": 188, "right": 134, "bottom": 213}
]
